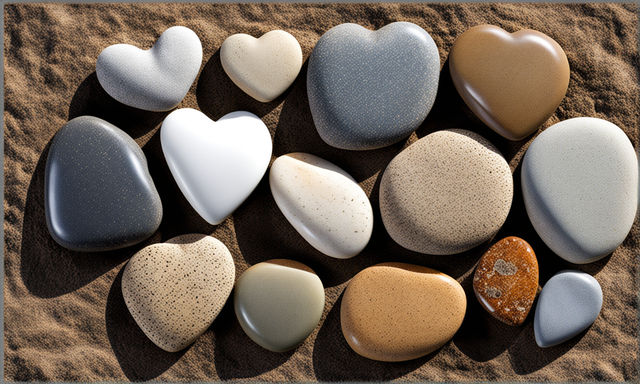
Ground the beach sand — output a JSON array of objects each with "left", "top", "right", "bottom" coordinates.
[{"left": 4, "top": 3, "right": 639, "bottom": 381}]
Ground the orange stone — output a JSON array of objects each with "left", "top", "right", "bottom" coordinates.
[{"left": 473, "top": 236, "right": 539, "bottom": 326}]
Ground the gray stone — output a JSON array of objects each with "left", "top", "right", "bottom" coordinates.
[
  {"left": 522, "top": 117, "right": 638, "bottom": 264},
  {"left": 307, "top": 22, "right": 440, "bottom": 150},
  {"left": 534, "top": 270, "right": 602, "bottom": 348},
  {"left": 44, "top": 116, "right": 162, "bottom": 251},
  {"left": 96, "top": 26, "right": 202, "bottom": 111}
]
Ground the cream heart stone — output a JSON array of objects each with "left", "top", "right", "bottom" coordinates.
[
  {"left": 269, "top": 153, "right": 373, "bottom": 259},
  {"left": 121, "top": 234, "right": 235, "bottom": 352},
  {"left": 220, "top": 30, "right": 303, "bottom": 102},
  {"left": 161, "top": 108, "right": 272, "bottom": 225}
]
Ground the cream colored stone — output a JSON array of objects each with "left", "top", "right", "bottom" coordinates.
[
  {"left": 221, "top": 30, "right": 303, "bottom": 102},
  {"left": 269, "top": 153, "right": 373, "bottom": 259},
  {"left": 121, "top": 234, "right": 235, "bottom": 352}
]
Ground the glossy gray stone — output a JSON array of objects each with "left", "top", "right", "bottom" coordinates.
[
  {"left": 45, "top": 116, "right": 162, "bottom": 251},
  {"left": 307, "top": 22, "right": 440, "bottom": 150},
  {"left": 96, "top": 26, "right": 202, "bottom": 111},
  {"left": 534, "top": 270, "right": 602, "bottom": 348}
]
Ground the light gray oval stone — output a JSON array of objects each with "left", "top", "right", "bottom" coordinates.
[
  {"left": 522, "top": 117, "right": 638, "bottom": 264},
  {"left": 234, "top": 259, "right": 325, "bottom": 352},
  {"left": 96, "top": 26, "right": 202, "bottom": 111},
  {"left": 307, "top": 22, "right": 440, "bottom": 150},
  {"left": 534, "top": 270, "right": 602, "bottom": 348},
  {"left": 45, "top": 116, "right": 162, "bottom": 251}
]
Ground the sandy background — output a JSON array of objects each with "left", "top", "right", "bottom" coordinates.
[{"left": 3, "top": 3, "right": 639, "bottom": 382}]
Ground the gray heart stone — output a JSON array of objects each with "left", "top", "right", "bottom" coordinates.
[
  {"left": 45, "top": 116, "right": 163, "bottom": 251},
  {"left": 534, "top": 270, "right": 602, "bottom": 348},
  {"left": 307, "top": 22, "right": 440, "bottom": 150},
  {"left": 96, "top": 26, "right": 202, "bottom": 111}
]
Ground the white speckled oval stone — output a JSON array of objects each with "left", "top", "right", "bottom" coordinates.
[
  {"left": 96, "top": 26, "right": 202, "bottom": 111},
  {"left": 121, "top": 234, "right": 235, "bottom": 352},
  {"left": 380, "top": 129, "right": 513, "bottom": 255},
  {"left": 269, "top": 153, "right": 373, "bottom": 259},
  {"left": 221, "top": 30, "right": 303, "bottom": 102},
  {"left": 234, "top": 259, "right": 325, "bottom": 352},
  {"left": 522, "top": 117, "right": 638, "bottom": 264}
]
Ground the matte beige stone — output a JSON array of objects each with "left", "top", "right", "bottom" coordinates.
[
  {"left": 234, "top": 259, "right": 325, "bottom": 352},
  {"left": 341, "top": 262, "right": 466, "bottom": 362},
  {"left": 449, "top": 24, "right": 570, "bottom": 141},
  {"left": 121, "top": 234, "right": 235, "bottom": 352},
  {"left": 221, "top": 30, "right": 303, "bottom": 102},
  {"left": 379, "top": 129, "right": 513, "bottom": 255}
]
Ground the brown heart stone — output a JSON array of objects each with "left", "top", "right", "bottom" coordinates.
[
  {"left": 449, "top": 24, "right": 570, "bottom": 141},
  {"left": 473, "top": 236, "right": 539, "bottom": 326}
]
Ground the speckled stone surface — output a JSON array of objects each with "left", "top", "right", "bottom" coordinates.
[
  {"left": 44, "top": 116, "right": 162, "bottom": 252},
  {"left": 534, "top": 270, "right": 603, "bottom": 348},
  {"left": 379, "top": 129, "right": 513, "bottom": 255},
  {"left": 234, "top": 259, "right": 325, "bottom": 352},
  {"left": 221, "top": 30, "right": 303, "bottom": 102},
  {"left": 96, "top": 26, "right": 202, "bottom": 111},
  {"left": 269, "top": 153, "right": 373, "bottom": 259},
  {"left": 522, "top": 117, "right": 638, "bottom": 264},
  {"left": 121, "top": 234, "right": 235, "bottom": 352},
  {"left": 449, "top": 25, "right": 570, "bottom": 140},
  {"left": 307, "top": 22, "right": 440, "bottom": 150},
  {"left": 341, "top": 263, "right": 466, "bottom": 362},
  {"left": 473, "top": 236, "right": 539, "bottom": 326}
]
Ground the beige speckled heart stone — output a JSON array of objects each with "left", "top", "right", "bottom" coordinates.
[
  {"left": 380, "top": 129, "right": 513, "bottom": 255},
  {"left": 221, "top": 30, "right": 303, "bottom": 102},
  {"left": 121, "top": 234, "right": 235, "bottom": 352}
]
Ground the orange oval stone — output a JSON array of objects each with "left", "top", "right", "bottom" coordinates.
[
  {"left": 340, "top": 262, "right": 466, "bottom": 362},
  {"left": 473, "top": 236, "right": 539, "bottom": 326}
]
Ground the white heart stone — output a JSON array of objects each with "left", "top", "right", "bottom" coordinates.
[
  {"left": 269, "top": 153, "right": 373, "bottom": 259},
  {"left": 534, "top": 270, "right": 602, "bottom": 348},
  {"left": 121, "top": 234, "right": 235, "bottom": 352},
  {"left": 96, "top": 26, "right": 202, "bottom": 111},
  {"left": 161, "top": 108, "right": 272, "bottom": 225},
  {"left": 221, "top": 30, "right": 303, "bottom": 103},
  {"left": 522, "top": 117, "right": 638, "bottom": 264}
]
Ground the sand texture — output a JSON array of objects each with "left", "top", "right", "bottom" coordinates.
[{"left": 4, "top": 3, "right": 639, "bottom": 381}]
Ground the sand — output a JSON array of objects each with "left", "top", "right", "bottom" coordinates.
[{"left": 3, "top": 3, "right": 639, "bottom": 381}]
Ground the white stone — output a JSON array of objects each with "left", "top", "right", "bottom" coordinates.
[
  {"left": 269, "top": 153, "right": 373, "bottom": 259},
  {"left": 161, "top": 108, "right": 272, "bottom": 225},
  {"left": 221, "top": 30, "right": 303, "bottom": 102},
  {"left": 96, "top": 26, "right": 202, "bottom": 111},
  {"left": 522, "top": 117, "right": 638, "bottom": 264}
]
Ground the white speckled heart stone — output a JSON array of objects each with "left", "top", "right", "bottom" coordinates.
[
  {"left": 96, "top": 26, "right": 202, "bottom": 111},
  {"left": 121, "top": 234, "right": 235, "bottom": 352}
]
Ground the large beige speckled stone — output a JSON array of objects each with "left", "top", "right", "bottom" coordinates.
[
  {"left": 121, "top": 234, "right": 235, "bottom": 352},
  {"left": 379, "top": 129, "right": 513, "bottom": 255}
]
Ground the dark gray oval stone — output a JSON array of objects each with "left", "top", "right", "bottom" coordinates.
[
  {"left": 45, "top": 116, "right": 162, "bottom": 251},
  {"left": 307, "top": 22, "right": 440, "bottom": 150}
]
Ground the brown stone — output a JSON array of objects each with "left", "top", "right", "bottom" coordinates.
[
  {"left": 340, "top": 262, "right": 466, "bottom": 362},
  {"left": 449, "top": 24, "right": 570, "bottom": 141},
  {"left": 473, "top": 236, "right": 539, "bottom": 326}
]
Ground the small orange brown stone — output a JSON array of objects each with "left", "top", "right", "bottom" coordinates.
[{"left": 473, "top": 236, "right": 539, "bottom": 326}]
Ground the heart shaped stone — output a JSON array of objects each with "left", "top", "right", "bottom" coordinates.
[
  {"left": 45, "top": 116, "right": 162, "bottom": 251},
  {"left": 234, "top": 259, "right": 325, "bottom": 352},
  {"left": 522, "top": 117, "right": 638, "bottom": 264},
  {"left": 379, "top": 129, "right": 513, "bottom": 255},
  {"left": 473, "top": 236, "right": 539, "bottom": 326},
  {"left": 221, "top": 30, "right": 303, "bottom": 102},
  {"left": 269, "top": 153, "right": 373, "bottom": 259},
  {"left": 534, "top": 270, "right": 602, "bottom": 348},
  {"left": 161, "top": 108, "right": 272, "bottom": 225},
  {"left": 449, "top": 24, "right": 570, "bottom": 140},
  {"left": 341, "top": 263, "right": 466, "bottom": 362},
  {"left": 96, "top": 26, "right": 202, "bottom": 111},
  {"left": 307, "top": 22, "right": 440, "bottom": 150},
  {"left": 121, "top": 234, "right": 235, "bottom": 352}
]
